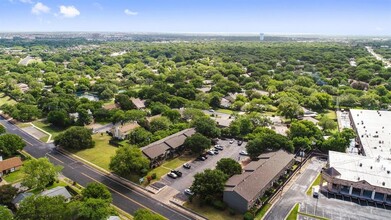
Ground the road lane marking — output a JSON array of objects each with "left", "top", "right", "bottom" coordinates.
[
  {"left": 46, "top": 153, "right": 64, "bottom": 164},
  {"left": 24, "top": 140, "right": 33, "bottom": 146},
  {"left": 79, "top": 172, "right": 161, "bottom": 215}
]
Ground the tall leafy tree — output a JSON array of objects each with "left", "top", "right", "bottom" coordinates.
[
  {"left": 216, "top": 158, "right": 242, "bottom": 177},
  {"left": 0, "top": 206, "right": 14, "bottom": 220},
  {"left": 183, "top": 133, "right": 211, "bottom": 154},
  {"left": 16, "top": 196, "right": 70, "bottom": 220},
  {"left": 82, "top": 182, "right": 112, "bottom": 204},
  {"left": 0, "top": 184, "right": 18, "bottom": 207},
  {"left": 109, "top": 146, "right": 150, "bottom": 176},
  {"left": 21, "top": 158, "right": 62, "bottom": 191},
  {"left": 0, "top": 134, "right": 25, "bottom": 157},
  {"left": 190, "top": 169, "right": 228, "bottom": 202},
  {"left": 54, "top": 126, "right": 95, "bottom": 150},
  {"left": 192, "top": 116, "right": 221, "bottom": 138}
]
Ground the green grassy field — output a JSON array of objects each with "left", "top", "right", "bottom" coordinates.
[
  {"left": 306, "top": 173, "right": 322, "bottom": 196},
  {"left": 3, "top": 170, "right": 25, "bottom": 183},
  {"left": 286, "top": 203, "right": 299, "bottom": 220},
  {"left": 255, "top": 203, "right": 272, "bottom": 219},
  {"left": 325, "top": 110, "right": 337, "bottom": 120},
  {"left": 216, "top": 109, "right": 234, "bottom": 114},
  {"left": 73, "top": 133, "right": 117, "bottom": 171},
  {"left": 184, "top": 199, "right": 243, "bottom": 220},
  {"left": 0, "top": 92, "right": 17, "bottom": 106}
]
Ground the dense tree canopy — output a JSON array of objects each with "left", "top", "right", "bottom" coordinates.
[
  {"left": 109, "top": 146, "right": 150, "bottom": 176},
  {"left": 0, "top": 134, "right": 25, "bottom": 157},
  {"left": 54, "top": 126, "right": 94, "bottom": 150},
  {"left": 190, "top": 169, "right": 228, "bottom": 202},
  {"left": 216, "top": 158, "right": 242, "bottom": 177},
  {"left": 183, "top": 133, "right": 211, "bottom": 154},
  {"left": 81, "top": 182, "right": 112, "bottom": 204},
  {"left": 21, "top": 158, "right": 62, "bottom": 191}
]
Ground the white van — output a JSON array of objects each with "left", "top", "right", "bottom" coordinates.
[{"left": 313, "top": 186, "right": 319, "bottom": 198}]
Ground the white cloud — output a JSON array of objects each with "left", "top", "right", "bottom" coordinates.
[
  {"left": 124, "top": 9, "right": 138, "bottom": 16},
  {"left": 20, "top": 0, "right": 33, "bottom": 3},
  {"left": 59, "top": 5, "right": 80, "bottom": 18},
  {"left": 31, "top": 2, "right": 50, "bottom": 15}
]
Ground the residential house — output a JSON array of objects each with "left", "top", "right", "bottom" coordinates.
[
  {"left": 223, "top": 150, "right": 295, "bottom": 213},
  {"left": 103, "top": 103, "right": 120, "bottom": 111},
  {"left": 12, "top": 192, "right": 33, "bottom": 208},
  {"left": 17, "top": 83, "right": 29, "bottom": 93},
  {"left": 131, "top": 98, "right": 146, "bottom": 109},
  {"left": 40, "top": 186, "right": 72, "bottom": 202},
  {"left": 111, "top": 122, "right": 140, "bottom": 140},
  {"left": 141, "top": 128, "right": 196, "bottom": 167},
  {"left": 0, "top": 156, "right": 23, "bottom": 177}
]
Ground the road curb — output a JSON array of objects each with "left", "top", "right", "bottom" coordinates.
[
  {"left": 284, "top": 203, "right": 300, "bottom": 220},
  {"left": 170, "top": 200, "right": 208, "bottom": 220}
]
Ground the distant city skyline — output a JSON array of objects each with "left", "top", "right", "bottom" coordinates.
[{"left": 1, "top": 0, "right": 390, "bottom": 35}]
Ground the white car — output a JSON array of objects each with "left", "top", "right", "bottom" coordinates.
[
  {"left": 229, "top": 140, "right": 234, "bottom": 144},
  {"left": 239, "top": 150, "right": 249, "bottom": 156},
  {"left": 207, "top": 150, "right": 215, "bottom": 155},
  {"left": 184, "top": 188, "right": 194, "bottom": 196}
]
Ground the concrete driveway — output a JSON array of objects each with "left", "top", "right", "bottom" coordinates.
[{"left": 158, "top": 139, "right": 248, "bottom": 200}]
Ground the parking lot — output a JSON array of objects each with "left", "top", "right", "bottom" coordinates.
[
  {"left": 156, "top": 138, "right": 248, "bottom": 201},
  {"left": 298, "top": 192, "right": 391, "bottom": 220}
]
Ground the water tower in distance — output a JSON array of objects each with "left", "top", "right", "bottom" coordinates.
[{"left": 259, "top": 33, "right": 264, "bottom": 41}]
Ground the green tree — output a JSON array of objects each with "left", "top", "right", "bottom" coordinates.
[
  {"left": 15, "top": 195, "right": 70, "bottom": 220},
  {"left": 216, "top": 158, "right": 242, "bottom": 177},
  {"left": 321, "top": 128, "right": 355, "bottom": 153},
  {"left": 115, "top": 94, "right": 135, "bottom": 110},
  {"left": 246, "top": 133, "right": 293, "bottom": 159},
  {"left": 134, "top": 209, "right": 165, "bottom": 220},
  {"left": 0, "top": 124, "right": 5, "bottom": 134},
  {"left": 190, "top": 169, "right": 228, "bottom": 202},
  {"left": 0, "top": 206, "right": 14, "bottom": 220},
  {"left": 109, "top": 146, "right": 150, "bottom": 176},
  {"left": 21, "top": 158, "right": 62, "bottom": 191},
  {"left": 277, "top": 97, "right": 303, "bottom": 121},
  {"left": 47, "top": 110, "right": 71, "bottom": 128},
  {"left": 0, "top": 184, "right": 18, "bottom": 207},
  {"left": 149, "top": 117, "right": 172, "bottom": 133},
  {"left": 82, "top": 182, "right": 112, "bottom": 204},
  {"left": 76, "top": 198, "right": 115, "bottom": 220},
  {"left": 192, "top": 116, "right": 221, "bottom": 138},
  {"left": 318, "top": 115, "right": 337, "bottom": 132},
  {"left": 288, "top": 120, "right": 323, "bottom": 149},
  {"left": 183, "top": 133, "right": 211, "bottom": 154},
  {"left": 54, "top": 126, "right": 95, "bottom": 150},
  {"left": 0, "top": 134, "right": 25, "bottom": 157}
]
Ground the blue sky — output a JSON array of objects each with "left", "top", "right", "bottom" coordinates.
[{"left": 1, "top": 0, "right": 390, "bottom": 35}]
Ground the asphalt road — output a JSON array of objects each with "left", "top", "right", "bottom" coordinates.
[
  {"left": 0, "top": 117, "right": 194, "bottom": 220},
  {"left": 264, "top": 158, "right": 325, "bottom": 220}
]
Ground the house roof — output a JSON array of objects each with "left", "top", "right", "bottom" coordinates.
[
  {"left": 141, "top": 128, "right": 196, "bottom": 160},
  {"left": 131, "top": 98, "right": 146, "bottom": 109},
  {"left": 165, "top": 134, "right": 187, "bottom": 149},
  {"left": 142, "top": 142, "right": 171, "bottom": 160},
  {"left": 225, "top": 150, "right": 294, "bottom": 202},
  {"left": 12, "top": 192, "right": 33, "bottom": 205},
  {"left": 40, "top": 186, "right": 72, "bottom": 200},
  {"left": 0, "top": 157, "right": 22, "bottom": 172},
  {"left": 103, "top": 103, "right": 120, "bottom": 110},
  {"left": 118, "top": 122, "right": 139, "bottom": 134}
]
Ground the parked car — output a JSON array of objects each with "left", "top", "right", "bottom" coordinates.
[
  {"left": 184, "top": 188, "right": 194, "bottom": 196},
  {"left": 215, "top": 145, "right": 223, "bottom": 150},
  {"left": 239, "top": 150, "right": 248, "bottom": 156},
  {"left": 207, "top": 150, "right": 215, "bottom": 155},
  {"left": 183, "top": 163, "right": 191, "bottom": 169},
  {"left": 167, "top": 172, "right": 177, "bottom": 179},
  {"left": 229, "top": 139, "right": 234, "bottom": 144},
  {"left": 196, "top": 156, "right": 206, "bottom": 161},
  {"left": 238, "top": 140, "right": 243, "bottom": 146},
  {"left": 171, "top": 170, "right": 182, "bottom": 177},
  {"left": 213, "top": 150, "right": 219, "bottom": 154},
  {"left": 209, "top": 109, "right": 215, "bottom": 112},
  {"left": 201, "top": 153, "right": 208, "bottom": 159}
]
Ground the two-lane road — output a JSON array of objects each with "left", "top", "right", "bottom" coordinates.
[{"left": 0, "top": 117, "right": 194, "bottom": 220}]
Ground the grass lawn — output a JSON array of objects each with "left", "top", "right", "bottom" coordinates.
[
  {"left": 286, "top": 203, "right": 299, "bottom": 220},
  {"left": 145, "top": 155, "right": 194, "bottom": 184},
  {"left": 326, "top": 110, "right": 337, "bottom": 120},
  {"left": 31, "top": 120, "right": 65, "bottom": 139},
  {"left": 306, "top": 173, "right": 322, "bottom": 196},
  {"left": 3, "top": 170, "right": 25, "bottom": 183},
  {"left": 255, "top": 203, "right": 272, "bottom": 220},
  {"left": 0, "top": 92, "right": 17, "bottom": 106},
  {"left": 216, "top": 109, "right": 234, "bottom": 115},
  {"left": 72, "top": 133, "right": 118, "bottom": 171},
  {"left": 184, "top": 199, "right": 242, "bottom": 220}
]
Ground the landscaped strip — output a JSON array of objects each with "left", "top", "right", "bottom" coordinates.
[
  {"left": 306, "top": 173, "right": 321, "bottom": 196},
  {"left": 286, "top": 203, "right": 299, "bottom": 220}
]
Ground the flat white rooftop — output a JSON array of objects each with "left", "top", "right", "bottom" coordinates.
[
  {"left": 329, "top": 151, "right": 391, "bottom": 188},
  {"left": 350, "top": 109, "right": 391, "bottom": 159}
]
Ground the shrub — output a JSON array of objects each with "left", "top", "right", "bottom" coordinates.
[
  {"left": 228, "top": 207, "right": 236, "bottom": 216},
  {"left": 243, "top": 211, "right": 254, "bottom": 220},
  {"left": 211, "top": 200, "right": 227, "bottom": 210},
  {"left": 151, "top": 173, "right": 157, "bottom": 179}
]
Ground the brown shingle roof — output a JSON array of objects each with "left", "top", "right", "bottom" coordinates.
[
  {"left": 225, "top": 150, "right": 294, "bottom": 202},
  {"left": 103, "top": 103, "right": 120, "bottom": 110},
  {"left": 142, "top": 143, "right": 170, "bottom": 159},
  {"left": 0, "top": 157, "right": 22, "bottom": 172},
  {"left": 165, "top": 134, "right": 187, "bottom": 149},
  {"left": 119, "top": 122, "right": 139, "bottom": 134},
  {"left": 131, "top": 98, "right": 146, "bottom": 109}
]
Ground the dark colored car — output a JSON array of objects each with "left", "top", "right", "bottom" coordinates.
[
  {"left": 196, "top": 156, "right": 206, "bottom": 161},
  {"left": 183, "top": 163, "right": 191, "bottom": 169},
  {"left": 238, "top": 140, "right": 243, "bottom": 146},
  {"left": 171, "top": 170, "right": 183, "bottom": 177},
  {"left": 213, "top": 150, "right": 219, "bottom": 154}
]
